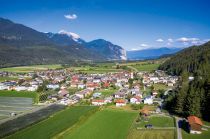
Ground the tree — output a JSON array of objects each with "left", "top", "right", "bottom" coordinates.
[{"left": 128, "top": 78, "right": 134, "bottom": 89}]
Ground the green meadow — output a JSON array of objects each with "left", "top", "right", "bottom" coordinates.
[
  {"left": 6, "top": 106, "right": 98, "bottom": 139},
  {"left": 62, "top": 109, "right": 138, "bottom": 139},
  {"left": 128, "top": 129, "right": 176, "bottom": 139},
  {"left": 0, "top": 64, "right": 62, "bottom": 73},
  {"left": 0, "top": 90, "right": 38, "bottom": 103}
]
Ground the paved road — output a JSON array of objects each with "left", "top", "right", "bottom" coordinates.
[{"left": 175, "top": 117, "right": 183, "bottom": 139}]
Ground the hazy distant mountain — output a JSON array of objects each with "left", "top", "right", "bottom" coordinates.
[
  {"left": 127, "top": 47, "right": 182, "bottom": 60},
  {"left": 85, "top": 39, "right": 127, "bottom": 60},
  {"left": 0, "top": 17, "right": 126, "bottom": 67}
]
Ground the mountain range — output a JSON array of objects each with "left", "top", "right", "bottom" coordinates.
[
  {"left": 127, "top": 47, "right": 182, "bottom": 60},
  {"left": 0, "top": 17, "right": 126, "bottom": 67}
]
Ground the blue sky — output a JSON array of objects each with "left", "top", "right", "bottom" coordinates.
[{"left": 0, "top": 0, "right": 210, "bottom": 50}]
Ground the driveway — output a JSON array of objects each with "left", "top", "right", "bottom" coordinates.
[{"left": 175, "top": 117, "right": 183, "bottom": 139}]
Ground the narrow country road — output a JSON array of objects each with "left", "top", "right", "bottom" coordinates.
[{"left": 175, "top": 117, "right": 183, "bottom": 139}]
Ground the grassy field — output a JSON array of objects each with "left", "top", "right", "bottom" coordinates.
[
  {"left": 153, "top": 83, "right": 169, "bottom": 90},
  {"left": 99, "top": 88, "right": 118, "bottom": 96},
  {"left": 182, "top": 129, "right": 210, "bottom": 139},
  {"left": 6, "top": 106, "right": 98, "bottom": 139},
  {"left": 0, "top": 90, "right": 38, "bottom": 103},
  {"left": 132, "top": 63, "right": 160, "bottom": 71},
  {"left": 128, "top": 129, "right": 176, "bottom": 139},
  {"left": 0, "top": 77, "right": 18, "bottom": 82},
  {"left": 71, "top": 66, "right": 122, "bottom": 73},
  {"left": 62, "top": 108, "right": 138, "bottom": 139},
  {"left": 0, "top": 64, "right": 62, "bottom": 73},
  {"left": 136, "top": 115, "right": 175, "bottom": 128}
]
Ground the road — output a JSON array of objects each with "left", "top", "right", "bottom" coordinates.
[{"left": 175, "top": 117, "right": 183, "bottom": 139}]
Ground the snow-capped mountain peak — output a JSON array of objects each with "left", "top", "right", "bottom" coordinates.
[{"left": 58, "top": 30, "right": 80, "bottom": 41}]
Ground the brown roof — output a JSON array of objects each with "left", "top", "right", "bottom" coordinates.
[{"left": 188, "top": 116, "right": 203, "bottom": 126}]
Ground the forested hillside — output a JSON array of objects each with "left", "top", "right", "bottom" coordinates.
[{"left": 160, "top": 42, "right": 210, "bottom": 121}]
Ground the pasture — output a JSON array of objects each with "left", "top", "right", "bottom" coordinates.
[
  {"left": 0, "top": 64, "right": 62, "bottom": 73},
  {"left": 128, "top": 129, "right": 176, "bottom": 139},
  {"left": 62, "top": 108, "right": 138, "bottom": 139},
  {"left": 71, "top": 66, "right": 122, "bottom": 73},
  {"left": 6, "top": 106, "right": 98, "bottom": 139},
  {"left": 136, "top": 115, "right": 175, "bottom": 128},
  {"left": 0, "top": 90, "right": 38, "bottom": 103}
]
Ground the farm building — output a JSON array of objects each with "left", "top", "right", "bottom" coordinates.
[{"left": 187, "top": 115, "right": 203, "bottom": 134}]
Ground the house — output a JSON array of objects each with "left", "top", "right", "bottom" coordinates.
[
  {"left": 144, "top": 96, "right": 153, "bottom": 105},
  {"left": 130, "top": 96, "right": 141, "bottom": 104},
  {"left": 78, "top": 83, "right": 86, "bottom": 89},
  {"left": 92, "top": 99, "right": 106, "bottom": 106},
  {"left": 15, "top": 86, "right": 27, "bottom": 91},
  {"left": 47, "top": 84, "right": 59, "bottom": 90},
  {"left": 27, "top": 85, "right": 38, "bottom": 91},
  {"left": 0, "top": 84, "right": 8, "bottom": 90},
  {"left": 167, "top": 82, "right": 174, "bottom": 87},
  {"left": 152, "top": 90, "right": 158, "bottom": 97},
  {"left": 75, "top": 89, "right": 92, "bottom": 99},
  {"left": 103, "top": 82, "right": 110, "bottom": 88},
  {"left": 115, "top": 99, "right": 126, "bottom": 107},
  {"left": 93, "top": 92, "right": 101, "bottom": 98},
  {"left": 114, "top": 91, "right": 125, "bottom": 98},
  {"left": 58, "top": 89, "right": 69, "bottom": 98},
  {"left": 70, "top": 82, "right": 78, "bottom": 88},
  {"left": 104, "top": 96, "right": 113, "bottom": 103},
  {"left": 188, "top": 116, "right": 203, "bottom": 134}
]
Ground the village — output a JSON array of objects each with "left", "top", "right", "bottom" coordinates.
[
  {"left": 0, "top": 69, "right": 178, "bottom": 107},
  {"left": 0, "top": 68, "right": 208, "bottom": 139}
]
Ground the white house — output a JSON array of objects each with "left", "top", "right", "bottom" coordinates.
[
  {"left": 130, "top": 96, "right": 141, "bottom": 104},
  {"left": 47, "top": 84, "right": 59, "bottom": 90},
  {"left": 144, "top": 96, "right": 153, "bottom": 105}
]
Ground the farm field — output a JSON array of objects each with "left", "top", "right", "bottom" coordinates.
[
  {"left": 131, "top": 63, "right": 160, "bottom": 71},
  {"left": 0, "top": 76, "right": 18, "bottom": 82},
  {"left": 0, "top": 97, "right": 38, "bottom": 124},
  {"left": 0, "top": 64, "right": 62, "bottom": 73},
  {"left": 0, "top": 90, "right": 38, "bottom": 103},
  {"left": 71, "top": 66, "right": 122, "bottom": 73},
  {"left": 6, "top": 106, "right": 98, "bottom": 139},
  {"left": 182, "top": 129, "right": 210, "bottom": 139},
  {"left": 127, "top": 129, "right": 176, "bottom": 139},
  {"left": 136, "top": 115, "right": 175, "bottom": 128},
  {"left": 62, "top": 108, "right": 138, "bottom": 139}
]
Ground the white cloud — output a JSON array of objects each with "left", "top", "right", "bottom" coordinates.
[
  {"left": 176, "top": 37, "right": 199, "bottom": 43},
  {"left": 168, "top": 38, "right": 173, "bottom": 42},
  {"left": 140, "top": 43, "right": 149, "bottom": 47},
  {"left": 64, "top": 14, "right": 77, "bottom": 20},
  {"left": 156, "top": 38, "right": 164, "bottom": 42}
]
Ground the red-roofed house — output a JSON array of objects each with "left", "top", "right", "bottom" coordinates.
[
  {"left": 187, "top": 116, "right": 203, "bottom": 134},
  {"left": 92, "top": 99, "right": 107, "bottom": 106},
  {"left": 115, "top": 99, "right": 126, "bottom": 107}
]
